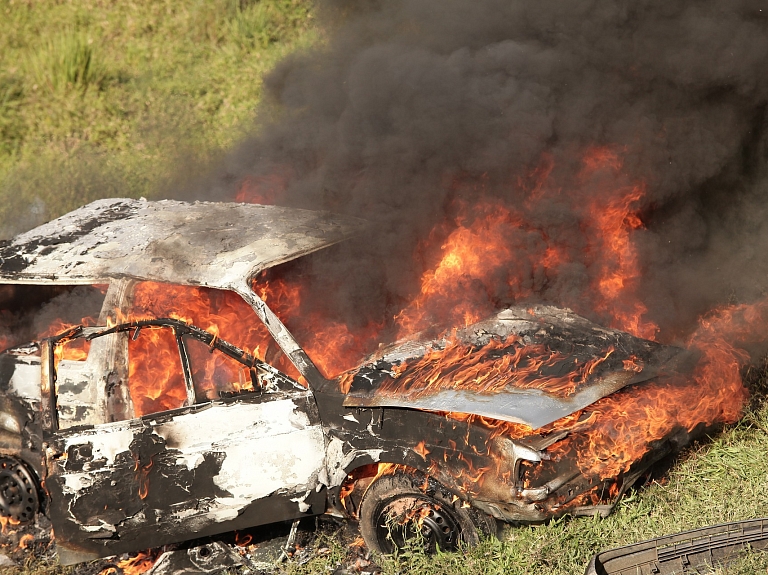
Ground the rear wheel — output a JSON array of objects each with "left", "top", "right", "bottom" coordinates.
[
  {"left": 0, "top": 457, "right": 40, "bottom": 523},
  {"left": 358, "top": 471, "right": 496, "bottom": 554}
]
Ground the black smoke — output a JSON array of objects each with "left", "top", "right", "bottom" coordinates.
[{"left": 180, "top": 0, "right": 768, "bottom": 347}]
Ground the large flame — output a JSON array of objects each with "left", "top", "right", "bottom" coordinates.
[
  {"left": 376, "top": 335, "right": 616, "bottom": 399},
  {"left": 7, "top": 145, "right": 764, "bottom": 571},
  {"left": 42, "top": 147, "right": 758, "bottom": 475},
  {"left": 121, "top": 278, "right": 385, "bottom": 415},
  {"left": 548, "top": 301, "right": 761, "bottom": 481}
]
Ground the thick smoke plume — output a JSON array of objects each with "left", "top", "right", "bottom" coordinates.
[{"left": 184, "top": 0, "right": 768, "bottom": 350}]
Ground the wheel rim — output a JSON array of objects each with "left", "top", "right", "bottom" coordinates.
[
  {"left": 0, "top": 457, "right": 39, "bottom": 523},
  {"left": 375, "top": 495, "right": 461, "bottom": 553}
]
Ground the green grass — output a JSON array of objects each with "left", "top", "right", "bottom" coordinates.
[{"left": 0, "top": 0, "right": 317, "bottom": 238}]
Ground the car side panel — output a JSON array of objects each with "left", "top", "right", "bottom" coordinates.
[{"left": 44, "top": 391, "right": 326, "bottom": 562}]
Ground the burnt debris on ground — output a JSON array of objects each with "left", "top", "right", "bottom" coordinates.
[{"left": 0, "top": 516, "right": 378, "bottom": 575}]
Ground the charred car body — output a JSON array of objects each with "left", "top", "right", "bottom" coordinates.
[{"left": 0, "top": 198, "right": 697, "bottom": 564}]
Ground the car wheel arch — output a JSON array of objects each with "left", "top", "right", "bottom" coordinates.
[
  {"left": 333, "top": 457, "right": 483, "bottom": 521},
  {"left": 356, "top": 468, "right": 498, "bottom": 555}
]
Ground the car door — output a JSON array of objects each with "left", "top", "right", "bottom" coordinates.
[{"left": 41, "top": 322, "right": 327, "bottom": 564}]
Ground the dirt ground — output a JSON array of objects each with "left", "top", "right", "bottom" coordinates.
[{"left": 0, "top": 512, "right": 379, "bottom": 575}]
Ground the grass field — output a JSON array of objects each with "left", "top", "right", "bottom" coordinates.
[
  {"left": 3, "top": 1, "right": 768, "bottom": 574},
  {"left": 0, "top": 0, "right": 316, "bottom": 238}
]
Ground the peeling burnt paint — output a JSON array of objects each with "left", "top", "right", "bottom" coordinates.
[
  {"left": 0, "top": 199, "right": 367, "bottom": 289},
  {"left": 342, "top": 305, "right": 694, "bottom": 429},
  {"left": 38, "top": 320, "right": 328, "bottom": 563}
]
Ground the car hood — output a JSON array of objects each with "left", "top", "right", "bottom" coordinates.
[{"left": 342, "top": 305, "right": 693, "bottom": 430}]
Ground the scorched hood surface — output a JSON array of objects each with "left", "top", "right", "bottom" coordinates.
[{"left": 343, "top": 305, "right": 692, "bottom": 429}]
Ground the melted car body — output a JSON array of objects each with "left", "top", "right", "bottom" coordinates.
[{"left": 0, "top": 199, "right": 697, "bottom": 563}]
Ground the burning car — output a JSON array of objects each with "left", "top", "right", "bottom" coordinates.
[{"left": 0, "top": 198, "right": 702, "bottom": 564}]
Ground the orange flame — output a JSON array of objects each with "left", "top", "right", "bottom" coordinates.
[
  {"left": 548, "top": 301, "right": 761, "bottom": 480},
  {"left": 579, "top": 150, "right": 657, "bottom": 340},
  {"left": 394, "top": 200, "right": 532, "bottom": 337},
  {"left": 16, "top": 533, "right": 33, "bottom": 550},
  {"left": 377, "top": 335, "right": 616, "bottom": 399},
  {"left": 235, "top": 531, "right": 253, "bottom": 547},
  {"left": 99, "top": 551, "right": 158, "bottom": 575},
  {"left": 26, "top": 145, "right": 762, "bottom": 528},
  {"left": 132, "top": 453, "right": 154, "bottom": 500},
  {"left": 0, "top": 516, "right": 19, "bottom": 535}
]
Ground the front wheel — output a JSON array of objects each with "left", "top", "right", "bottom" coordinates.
[
  {"left": 0, "top": 456, "right": 40, "bottom": 523},
  {"left": 358, "top": 471, "right": 496, "bottom": 554}
]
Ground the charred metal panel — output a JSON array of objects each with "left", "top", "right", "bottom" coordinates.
[
  {"left": 586, "top": 518, "right": 768, "bottom": 575},
  {"left": 147, "top": 541, "right": 250, "bottom": 575},
  {"left": 55, "top": 360, "right": 100, "bottom": 428},
  {"left": 315, "top": 389, "right": 466, "bottom": 486},
  {"left": 3, "top": 349, "right": 40, "bottom": 402},
  {"left": 324, "top": 401, "right": 493, "bottom": 500},
  {"left": 343, "top": 305, "right": 691, "bottom": 429},
  {"left": 318, "top": 390, "right": 535, "bottom": 512},
  {"left": 45, "top": 391, "right": 326, "bottom": 562},
  {"left": 0, "top": 199, "right": 367, "bottom": 290}
]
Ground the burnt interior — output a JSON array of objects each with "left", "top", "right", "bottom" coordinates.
[{"left": 0, "top": 285, "right": 106, "bottom": 351}]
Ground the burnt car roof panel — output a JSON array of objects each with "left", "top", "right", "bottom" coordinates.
[
  {"left": 0, "top": 198, "right": 367, "bottom": 289},
  {"left": 343, "top": 305, "right": 690, "bottom": 429}
]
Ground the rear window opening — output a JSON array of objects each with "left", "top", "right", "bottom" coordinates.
[{"left": 0, "top": 284, "right": 107, "bottom": 351}]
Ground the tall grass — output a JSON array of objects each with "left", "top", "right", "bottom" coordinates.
[
  {"left": 0, "top": 74, "right": 25, "bottom": 157},
  {"left": 0, "top": 0, "right": 317, "bottom": 239},
  {"left": 228, "top": 0, "right": 313, "bottom": 50},
  {"left": 26, "top": 30, "right": 105, "bottom": 95}
]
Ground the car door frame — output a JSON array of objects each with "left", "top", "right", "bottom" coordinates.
[{"left": 39, "top": 321, "right": 328, "bottom": 565}]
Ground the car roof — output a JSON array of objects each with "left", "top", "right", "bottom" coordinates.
[{"left": 0, "top": 198, "right": 367, "bottom": 290}]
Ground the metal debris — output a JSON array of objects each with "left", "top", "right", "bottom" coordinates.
[
  {"left": 585, "top": 518, "right": 768, "bottom": 574},
  {"left": 147, "top": 542, "right": 249, "bottom": 575}
]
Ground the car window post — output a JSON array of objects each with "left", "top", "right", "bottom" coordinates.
[
  {"left": 174, "top": 328, "right": 197, "bottom": 406},
  {"left": 234, "top": 283, "right": 326, "bottom": 389},
  {"left": 39, "top": 339, "right": 58, "bottom": 434}
]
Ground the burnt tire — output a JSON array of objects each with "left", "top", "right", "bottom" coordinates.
[
  {"left": 0, "top": 457, "right": 39, "bottom": 523},
  {"left": 358, "top": 472, "right": 496, "bottom": 555}
]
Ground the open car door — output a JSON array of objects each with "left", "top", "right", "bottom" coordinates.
[{"left": 40, "top": 320, "right": 327, "bottom": 565}]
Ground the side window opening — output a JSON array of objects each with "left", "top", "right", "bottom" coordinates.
[
  {"left": 127, "top": 325, "right": 189, "bottom": 417},
  {"left": 51, "top": 318, "right": 308, "bottom": 430},
  {"left": 130, "top": 282, "right": 301, "bottom": 381},
  {"left": 0, "top": 284, "right": 107, "bottom": 352},
  {"left": 183, "top": 331, "right": 308, "bottom": 401},
  {"left": 184, "top": 337, "right": 255, "bottom": 401},
  {"left": 53, "top": 323, "right": 191, "bottom": 427}
]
